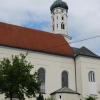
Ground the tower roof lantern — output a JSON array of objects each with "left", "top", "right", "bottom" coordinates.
[{"left": 50, "top": 0, "right": 68, "bottom": 12}]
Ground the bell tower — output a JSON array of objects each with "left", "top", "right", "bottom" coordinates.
[{"left": 50, "top": 0, "right": 71, "bottom": 41}]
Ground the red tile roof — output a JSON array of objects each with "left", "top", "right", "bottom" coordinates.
[{"left": 0, "top": 22, "right": 74, "bottom": 57}]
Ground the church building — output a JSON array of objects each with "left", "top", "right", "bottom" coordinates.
[{"left": 0, "top": 0, "right": 100, "bottom": 100}]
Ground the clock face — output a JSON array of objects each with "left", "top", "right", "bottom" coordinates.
[
  {"left": 53, "top": 8, "right": 66, "bottom": 14},
  {"left": 54, "top": 9, "right": 61, "bottom": 14},
  {"left": 61, "top": 9, "right": 64, "bottom": 13}
]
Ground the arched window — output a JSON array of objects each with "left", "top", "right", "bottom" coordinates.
[
  {"left": 62, "top": 24, "right": 65, "bottom": 29},
  {"left": 57, "top": 24, "right": 58, "bottom": 28},
  {"left": 62, "top": 16, "right": 64, "bottom": 20},
  {"left": 62, "top": 71, "right": 68, "bottom": 88},
  {"left": 53, "top": 24, "right": 54, "bottom": 31},
  {"left": 53, "top": 17, "right": 54, "bottom": 22},
  {"left": 88, "top": 71, "right": 95, "bottom": 82},
  {"left": 61, "top": 23, "right": 65, "bottom": 29},
  {"left": 57, "top": 16, "right": 58, "bottom": 19},
  {"left": 38, "top": 68, "right": 45, "bottom": 93}
]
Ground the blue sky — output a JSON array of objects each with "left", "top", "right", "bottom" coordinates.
[{"left": 0, "top": 0, "right": 100, "bottom": 55}]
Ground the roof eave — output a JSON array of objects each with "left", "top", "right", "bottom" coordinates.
[
  {"left": 74, "top": 54, "right": 100, "bottom": 59},
  {"left": 0, "top": 45, "right": 74, "bottom": 58},
  {"left": 50, "top": 91, "right": 80, "bottom": 95}
]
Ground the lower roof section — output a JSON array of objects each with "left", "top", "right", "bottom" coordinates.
[{"left": 73, "top": 47, "right": 100, "bottom": 59}]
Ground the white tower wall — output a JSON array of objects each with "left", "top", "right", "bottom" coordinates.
[
  {"left": 52, "top": 8, "right": 68, "bottom": 34},
  {"left": 51, "top": 7, "right": 70, "bottom": 41}
]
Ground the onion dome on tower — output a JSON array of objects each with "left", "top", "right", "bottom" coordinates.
[{"left": 50, "top": 0, "right": 68, "bottom": 12}]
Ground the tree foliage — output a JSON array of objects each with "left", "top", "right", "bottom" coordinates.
[{"left": 0, "top": 54, "right": 40, "bottom": 100}]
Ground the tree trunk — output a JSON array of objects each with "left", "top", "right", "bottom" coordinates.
[
  {"left": 10, "top": 96, "right": 12, "bottom": 100},
  {"left": 9, "top": 92, "right": 13, "bottom": 100},
  {"left": 10, "top": 98, "right": 12, "bottom": 100}
]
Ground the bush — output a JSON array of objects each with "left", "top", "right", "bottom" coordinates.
[
  {"left": 86, "top": 96, "right": 96, "bottom": 100},
  {"left": 46, "top": 97, "right": 54, "bottom": 100}
]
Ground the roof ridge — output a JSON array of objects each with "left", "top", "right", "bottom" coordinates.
[
  {"left": 80, "top": 46, "right": 98, "bottom": 56},
  {"left": 50, "top": 87, "right": 80, "bottom": 95},
  {"left": 0, "top": 22, "right": 56, "bottom": 35}
]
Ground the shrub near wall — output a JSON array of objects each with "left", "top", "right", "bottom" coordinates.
[{"left": 86, "top": 96, "right": 96, "bottom": 100}]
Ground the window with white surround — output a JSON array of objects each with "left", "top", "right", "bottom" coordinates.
[
  {"left": 88, "top": 71, "right": 97, "bottom": 95},
  {"left": 38, "top": 68, "right": 45, "bottom": 93},
  {"left": 88, "top": 71, "right": 95, "bottom": 82},
  {"left": 62, "top": 71, "right": 68, "bottom": 88}
]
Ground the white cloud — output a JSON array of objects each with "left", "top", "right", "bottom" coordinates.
[
  {"left": 0, "top": 0, "right": 51, "bottom": 25},
  {"left": 0, "top": 0, "right": 100, "bottom": 55}
]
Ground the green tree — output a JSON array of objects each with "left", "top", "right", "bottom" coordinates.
[{"left": 0, "top": 54, "right": 40, "bottom": 100}]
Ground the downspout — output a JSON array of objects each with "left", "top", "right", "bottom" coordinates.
[{"left": 74, "top": 56, "right": 77, "bottom": 92}]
